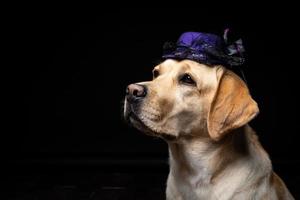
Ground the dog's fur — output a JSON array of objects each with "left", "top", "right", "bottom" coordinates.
[{"left": 124, "top": 59, "right": 294, "bottom": 199}]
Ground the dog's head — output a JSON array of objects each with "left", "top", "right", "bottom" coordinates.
[{"left": 124, "top": 59, "right": 259, "bottom": 141}]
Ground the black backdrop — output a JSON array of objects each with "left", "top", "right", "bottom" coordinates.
[{"left": 6, "top": 6, "right": 300, "bottom": 198}]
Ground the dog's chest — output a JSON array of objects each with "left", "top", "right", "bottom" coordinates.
[
  {"left": 183, "top": 181, "right": 214, "bottom": 200},
  {"left": 167, "top": 144, "right": 250, "bottom": 200},
  {"left": 168, "top": 151, "right": 217, "bottom": 199},
  {"left": 167, "top": 172, "right": 214, "bottom": 200}
]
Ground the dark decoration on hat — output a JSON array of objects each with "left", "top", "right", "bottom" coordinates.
[{"left": 162, "top": 29, "right": 245, "bottom": 67}]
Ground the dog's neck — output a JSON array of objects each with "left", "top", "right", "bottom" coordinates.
[{"left": 167, "top": 125, "right": 271, "bottom": 186}]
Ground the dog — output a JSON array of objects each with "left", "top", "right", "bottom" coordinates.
[{"left": 124, "top": 59, "right": 294, "bottom": 199}]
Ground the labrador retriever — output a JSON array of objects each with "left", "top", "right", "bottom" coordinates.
[{"left": 124, "top": 59, "right": 294, "bottom": 200}]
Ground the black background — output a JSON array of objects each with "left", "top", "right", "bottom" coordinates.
[{"left": 5, "top": 6, "right": 300, "bottom": 199}]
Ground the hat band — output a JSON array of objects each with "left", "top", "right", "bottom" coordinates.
[
  {"left": 162, "top": 43, "right": 245, "bottom": 67},
  {"left": 163, "top": 45, "right": 223, "bottom": 66}
]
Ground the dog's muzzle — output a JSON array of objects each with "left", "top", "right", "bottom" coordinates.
[{"left": 124, "top": 83, "right": 147, "bottom": 120}]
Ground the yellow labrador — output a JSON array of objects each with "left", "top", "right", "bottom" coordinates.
[{"left": 124, "top": 59, "right": 294, "bottom": 200}]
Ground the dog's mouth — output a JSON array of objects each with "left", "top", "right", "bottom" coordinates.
[
  {"left": 126, "top": 110, "right": 155, "bottom": 136},
  {"left": 125, "top": 108, "right": 177, "bottom": 141}
]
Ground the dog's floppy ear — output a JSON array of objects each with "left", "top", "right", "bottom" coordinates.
[{"left": 207, "top": 68, "right": 259, "bottom": 141}]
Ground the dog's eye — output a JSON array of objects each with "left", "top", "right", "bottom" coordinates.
[
  {"left": 180, "top": 74, "right": 196, "bottom": 85},
  {"left": 153, "top": 69, "right": 159, "bottom": 79}
]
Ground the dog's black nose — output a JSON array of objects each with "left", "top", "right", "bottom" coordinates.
[{"left": 126, "top": 84, "right": 147, "bottom": 102}]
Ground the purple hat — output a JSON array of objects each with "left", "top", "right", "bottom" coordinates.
[{"left": 162, "top": 30, "right": 245, "bottom": 67}]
